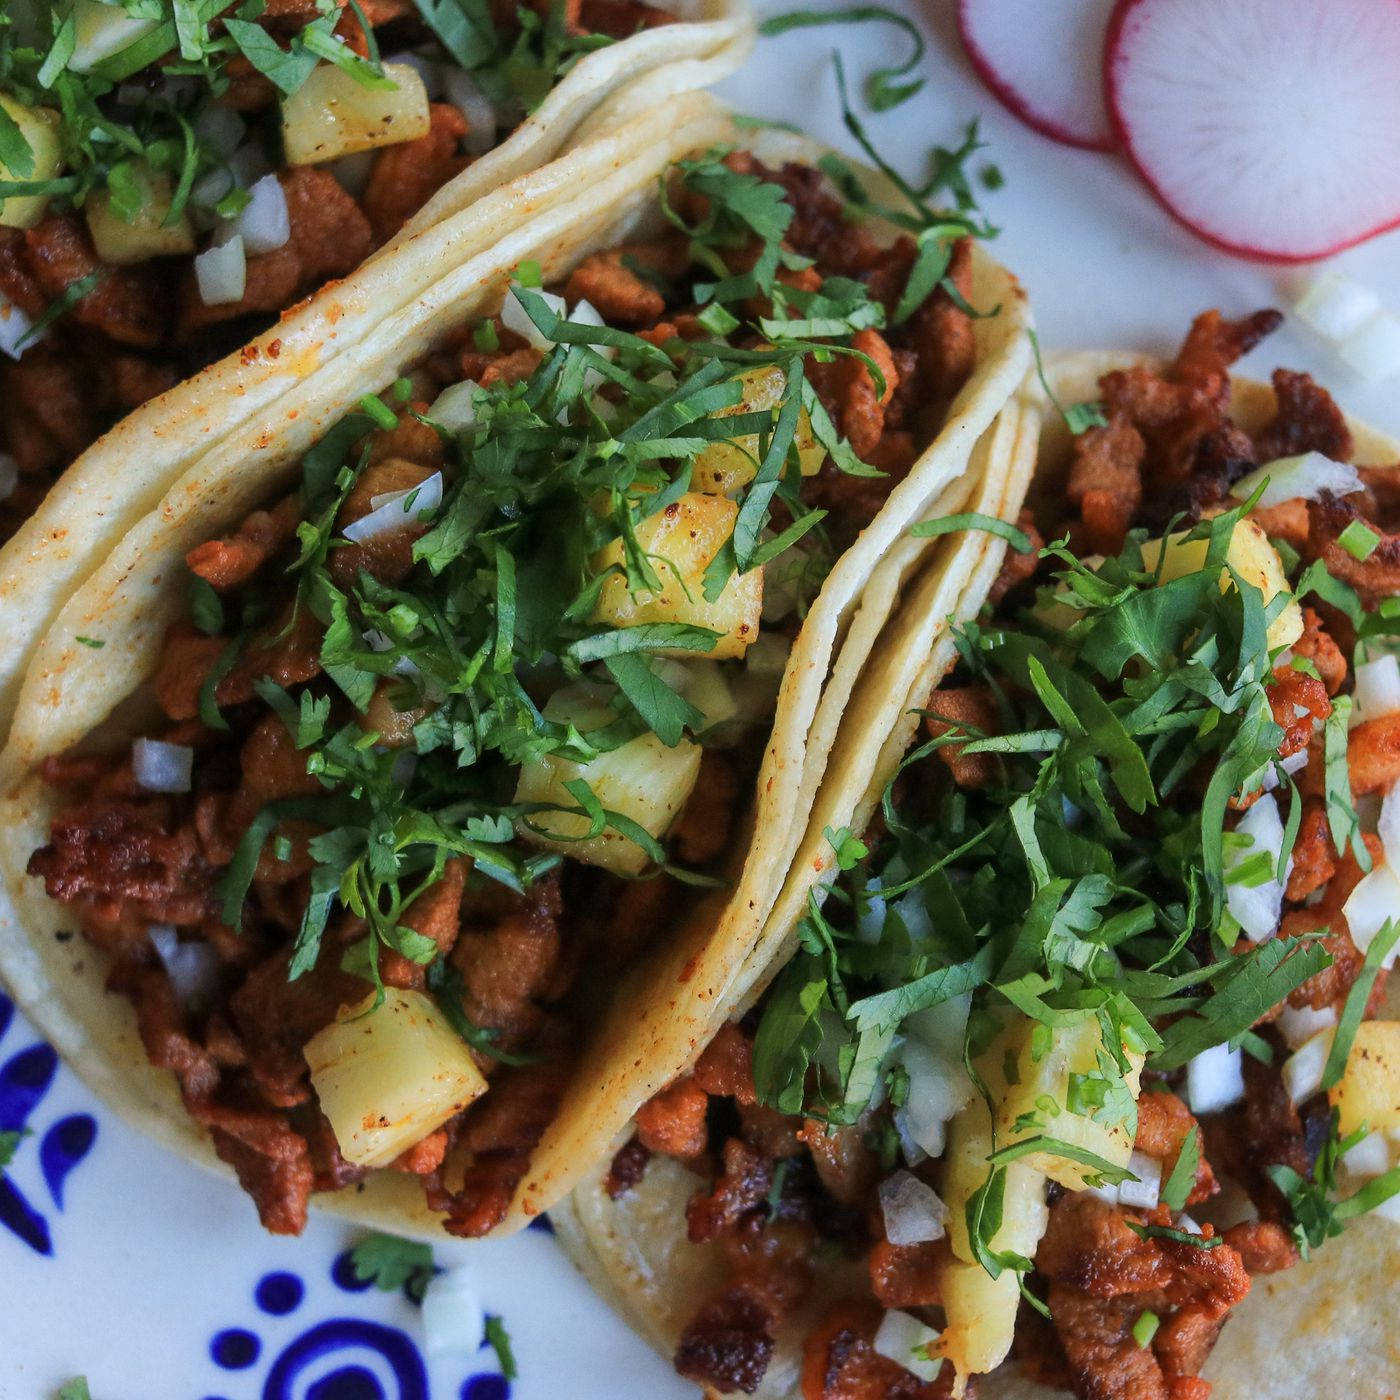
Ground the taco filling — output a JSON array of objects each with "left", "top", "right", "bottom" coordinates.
[
  {"left": 23, "top": 147, "right": 991, "bottom": 1237},
  {"left": 0, "top": 0, "right": 684, "bottom": 541},
  {"left": 609, "top": 311, "right": 1400, "bottom": 1398}
]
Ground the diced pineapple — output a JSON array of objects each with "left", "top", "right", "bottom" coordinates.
[
  {"left": 305, "top": 986, "right": 488, "bottom": 1169},
  {"left": 986, "top": 1012, "right": 1144, "bottom": 1191},
  {"left": 938, "top": 1098, "right": 1049, "bottom": 1381},
  {"left": 1330, "top": 1020, "right": 1400, "bottom": 1138},
  {"left": 514, "top": 727, "right": 701, "bottom": 876},
  {"left": 691, "top": 364, "right": 824, "bottom": 496},
  {"left": 85, "top": 166, "right": 195, "bottom": 265},
  {"left": 0, "top": 96, "right": 62, "bottom": 230},
  {"left": 68, "top": 0, "right": 160, "bottom": 72},
  {"left": 1142, "top": 516, "right": 1303, "bottom": 650},
  {"left": 592, "top": 493, "right": 763, "bottom": 659},
  {"left": 282, "top": 61, "right": 431, "bottom": 165}
]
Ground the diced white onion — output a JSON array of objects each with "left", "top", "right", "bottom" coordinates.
[
  {"left": 1354, "top": 654, "right": 1400, "bottom": 725},
  {"left": 330, "top": 150, "right": 376, "bottom": 198},
  {"left": 501, "top": 286, "right": 566, "bottom": 351},
  {"left": 1282, "top": 1028, "right": 1333, "bottom": 1105},
  {"left": 1231, "top": 452, "right": 1362, "bottom": 509},
  {"left": 1294, "top": 273, "right": 1383, "bottom": 343},
  {"left": 892, "top": 1108, "right": 929, "bottom": 1167},
  {"left": 195, "top": 234, "right": 246, "bottom": 307},
  {"left": 1371, "top": 1191, "right": 1400, "bottom": 1224},
  {"left": 1339, "top": 311, "right": 1400, "bottom": 383},
  {"left": 1259, "top": 746, "right": 1310, "bottom": 795},
  {"left": 878, "top": 1170, "right": 949, "bottom": 1245},
  {"left": 900, "top": 1037, "right": 975, "bottom": 1158},
  {"left": 385, "top": 50, "right": 444, "bottom": 100},
  {"left": 1277, "top": 1000, "right": 1338, "bottom": 1050},
  {"left": 1186, "top": 1043, "right": 1245, "bottom": 1114},
  {"left": 1118, "top": 1150, "right": 1162, "bottom": 1210},
  {"left": 1343, "top": 859, "right": 1400, "bottom": 965},
  {"left": 872, "top": 1310, "right": 943, "bottom": 1384},
  {"left": 442, "top": 67, "right": 499, "bottom": 154},
  {"left": 0, "top": 452, "right": 16, "bottom": 504},
  {"left": 904, "top": 993, "right": 973, "bottom": 1061},
  {"left": 343, "top": 471, "right": 443, "bottom": 544},
  {"left": 420, "top": 1264, "right": 484, "bottom": 1357},
  {"left": 149, "top": 924, "right": 221, "bottom": 1006},
  {"left": 193, "top": 105, "right": 246, "bottom": 160},
  {"left": 0, "top": 295, "right": 35, "bottom": 359},
  {"left": 1224, "top": 792, "right": 1289, "bottom": 943},
  {"left": 428, "top": 379, "right": 481, "bottom": 432},
  {"left": 1379, "top": 782, "right": 1400, "bottom": 866},
  {"left": 132, "top": 738, "right": 194, "bottom": 793},
  {"left": 232, "top": 173, "right": 290, "bottom": 255},
  {"left": 1342, "top": 1130, "right": 1393, "bottom": 1179}
]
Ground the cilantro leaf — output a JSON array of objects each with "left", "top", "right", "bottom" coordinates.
[{"left": 349, "top": 1232, "right": 436, "bottom": 1302}]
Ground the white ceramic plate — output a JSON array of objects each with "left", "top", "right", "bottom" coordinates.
[{"left": 4, "top": 4, "right": 1399, "bottom": 1396}]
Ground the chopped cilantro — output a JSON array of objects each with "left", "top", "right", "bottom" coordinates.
[
  {"left": 1159, "top": 1124, "right": 1199, "bottom": 1212},
  {"left": 1131, "top": 1310, "right": 1159, "bottom": 1348},
  {"left": 980, "top": 163, "right": 1005, "bottom": 191},
  {"left": 1337, "top": 518, "right": 1380, "bottom": 561},
  {"left": 759, "top": 6, "right": 927, "bottom": 111},
  {"left": 0, "top": 1127, "right": 27, "bottom": 1168},
  {"left": 349, "top": 1232, "right": 436, "bottom": 1303},
  {"left": 484, "top": 1315, "right": 518, "bottom": 1380},
  {"left": 56, "top": 1381, "right": 92, "bottom": 1400},
  {"left": 74, "top": 635, "right": 104, "bottom": 649}
]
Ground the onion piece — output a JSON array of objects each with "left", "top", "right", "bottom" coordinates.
[
  {"left": 0, "top": 294, "right": 35, "bottom": 359},
  {"left": 1118, "top": 1151, "right": 1162, "bottom": 1210},
  {"left": 428, "top": 379, "right": 481, "bottom": 432},
  {"left": 1342, "top": 1130, "right": 1393, "bottom": 1179},
  {"left": 132, "top": 738, "right": 194, "bottom": 793},
  {"left": 149, "top": 925, "right": 221, "bottom": 1006},
  {"left": 420, "top": 1264, "right": 484, "bottom": 1357},
  {"left": 1343, "top": 859, "right": 1400, "bottom": 964},
  {"left": 900, "top": 1036, "right": 976, "bottom": 1160},
  {"left": 878, "top": 1170, "right": 949, "bottom": 1245},
  {"left": 1293, "top": 272, "right": 1383, "bottom": 344},
  {"left": 1379, "top": 782, "right": 1400, "bottom": 866},
  {"left": 195, "top": 234, "right": 246, "bottom": 307},
  {"left": 1231, "top": 451, "right": 1362, "bottom": 510},
  {"left": 1224, "top": 792, "right": 1289, "bottom": 942},
  {"left": 1354, "top": 654, "right": 1400, "bottom": 724},
  {"left": 1277, "top": 1001, "right": 1338, "bottom": 1051},
  {"left": 442, "top": 67, "right": 500, "bottom": 154},
  {"left": 1186, "top": 1043, "right": 1245, "bottom": 1115},
  {"left": 1282, "top": 1028, "right": 1333, "bottom": 1105},
  {"left": 872, "top": 1311, "right": 943, "bottom": 1384},
  {"left": 232, "top": 173, "right": 290, "bottom": 254},
  {"left": 343, "top": 471, "right": 443, "bottom": 543},
  {"left": 501, "top": 286, "right": 566, "bottom": 351},
  {"left": 1339, "top": 311, "right": 1400, "bottom": 383}
]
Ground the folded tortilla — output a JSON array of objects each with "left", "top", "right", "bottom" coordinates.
[
  {"left": 0, "top": 0, "right": 753, "bottom": 739},
  {"left": 552, "top": 356, "right": 1400, "bottom": 1397},
  {"left": 0, "top": 100, "right": 1033, "bottom": 1241}
]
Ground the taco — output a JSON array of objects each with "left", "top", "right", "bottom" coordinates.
[
  {"left": 555, "top": 309, "right": 1400, "bottom": 1399},
  {"left": 0, "top": 101, "right": 1034, "bottom": 1242},
  {"left": 0, "top": 0, "right": 751, "bottom": 723}
]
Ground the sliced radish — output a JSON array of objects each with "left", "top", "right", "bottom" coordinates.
[
  {"left": 1105, "top": 0, "right": 1400, "bottom": 262},
  {"left": 958, "top": 0, "right": 1117, "bottom": 151}
]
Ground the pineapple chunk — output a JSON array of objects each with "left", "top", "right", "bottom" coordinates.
[
  {"left": 69, "top": 0, "right": 159, "bottom": 72},
  {"left": 939, "top": 1098, "right": 1049, "bottom": 1380},
  {"left": 592, "top": 493, "right": 763, "bottom": 659},
  {"left": 0, "top": 96, "right": 63, "bottom": 230},
  {"left": 1330, "top": 1020, "right": 1400, "bottom": 1138},
  {"left": 691, "top": 364, "right": 824, "bottom": 496},
  {"left": 986, "top": 1012, "right": 1144, "bottom": 1191},
  {"left": 1142, "top": 517, "right": 1303, "bottom": 650},
  {"left": 282, "top": 61, "right": 431, "bottom": 165},
  {"left": 515, "top": 726, "right": 701, "bottom": 876},
  {"left": 305, "top": 986, "right": 488, "bottom": 1169},
  {"left": 85, "top": 166, "right": 195, "bottom": 265}
]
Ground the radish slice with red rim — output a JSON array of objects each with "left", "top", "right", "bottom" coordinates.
[
  {"left": 1105, "top": 0, "right": 1400, "bottom": 262},
  {"left": 957, "top": 0, "right": 1117, "bottom": 151}
]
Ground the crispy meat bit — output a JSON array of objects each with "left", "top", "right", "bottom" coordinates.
[
  {"left": 204, "top": 1111, "right": 315, "bottom": 1235},
  {"left": 577, "top": 0, "right": 676, "bottom": 35},
  {"left": 906, "top": 236, "right": 976, "bottom": 412},
  {"left": 693, "top": 1022, "right": 758, "bottom": 1105},
  {"left": 367, "top": 407, "right": 445, "bottom": 469},
  {"left": 867, "top": 1237, "right": 945, "bottom": 1309},
  {"left": 671, "top": 750, "right": 738, "bottom": 865},
  {"left": 1306, "top": 495, "right": 1400, "bottom": 611},
  {"left": 1284, "top": 836, "right": 1376, "bottom": 1011},
  {"left": 1068, "top": 414, "right": 1146, "bottom": 556},
  {"left": 1134, "top": 1092, "right": 1216, "bottom": 1208},
  {"left": 924, "top": 685, "right": 998, "bottom": 789},
  {"left": 1348, "top": 713, "right": 1400, "bottom": 797},
  {"left": 153, "top": 624, "right": 228, "bottom": 721},
  {"left": 1285, "top": 799, "right": 1336, "bottom": 903},
  {"left": 687, "top": 1136, "right": 773, "bottom": 1243},
  {"left": 604, "top": 1134, "right": 652, "bottom": 1198},
  {"left": 379, "top": 858, "right": 467, "bottom": 990},
  {"left": 1268, "top": 664, "right": 1330, "bottom": 759},
  {"left": 1221, "top": 1219, "right": 1299, "bottom": 1275},
  {"left": 1292, "top": 606, "right": 1348, "bottom": 695},
  {"left": 635, "top": 1075, "right": 710, "bottom": 1158},
  {"left": 363, "top": 104, "right": 470, "bottom": 244},
  {"left": 186, "top": 494, "right": 301, "bottom": 590},
  {"left": 801, "top": 1299, "right": 955, "bottom": 1400},
  {"left": 1253, "top": 368, "right": 1353, "bottom": 465},
  {"left": 798, "top": 1119, "right": 879, "bottom": 1208},
  {"left": 989, "top": 511, "right": 1045, "bottom": 604},
  {"left": 675, "top": 1288, "right": 775, "bottom": 1395},
  {"left": 564, "top": 247, "right": 669, "bottom": 325}
]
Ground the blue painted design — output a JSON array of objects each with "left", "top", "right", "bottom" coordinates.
[
  {"left": 257, "top": 1271, "right": 305, "bottom": 1316},
  {"left": 41, "top": 1113, "right": 97, "bottom": 1208},
  {"left": 0, "top": 990, "right": 97, "bottom": 1255},
  {"left": 463, "top": 1377, "right": 510, "bottom": 1400},
  {"left": 212, "top": 1328, "right": 262, "bottom": 1369},
  {"left": 527, "top": 1213, "right": 554, "bottom": 1235},
  {"left": 210, "top": 1258, "right": 514, "bottom": 1400}
]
